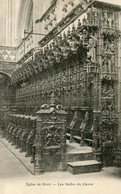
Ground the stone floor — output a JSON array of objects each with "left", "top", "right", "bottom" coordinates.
[{"left": 0, "top": 137, "right": 121, "bottom": 194}]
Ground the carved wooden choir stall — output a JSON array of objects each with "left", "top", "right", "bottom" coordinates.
[{"left": 1, "top": 0, "right": 121, "bottom": 174}]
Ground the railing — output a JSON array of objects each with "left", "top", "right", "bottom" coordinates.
[
  {"left": 17, "top": 31, "right": 34, "bottom": 61},
  {"left": 0, "top": 46, "right": 17, "bottom": 63}
]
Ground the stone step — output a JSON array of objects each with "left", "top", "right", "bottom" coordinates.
[
  {"left": 114, "top": 160, "right": 121, "bottom": 167},
  {"left": 66, "top": 133, "right": 93, "bottom": 146},
  {"left": 66, "top": 140, "right": 94, "bottom": 162},
  {"left": 114, "top": 150, "right": 121, "bottom": 167},
  {"left": 67, "top": 160, "right": 101, "bottom": 175},
  {"left": 66, "top": 152, "right": 94, "bottom": 162}
]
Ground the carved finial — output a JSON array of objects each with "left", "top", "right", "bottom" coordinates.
[
  {"left": 67, "top": 27, "right": 71, "bottom": 37},
  {"left": 72, "top": 24, "right": 76, "bottom": 34},
  {"left": 56, "top": 104, "right": 62, "bottom": 110},
  {"left": 63, "top": 32, "right": 67, "bottom": 39},
  {"left": 41, "top": 104, "right": 49, "bottom": 109},
  {"left": 49, "top": 44, "right": 52, "bottom": 50},
  {"left": 50, "top": 92, "right": 56, "bottom": 107},
  {"left": 77, "top": 19, "right": 82, "bottom": 29},
  {"left": 82, "top": 16, "right": 87, "bottom": 25},
  {"left": 59, "top": 34, "right": 62, "bottom": 42},
  {"left": 69, "top": 0, "right": 74, "bottom": 6},
  {"left": 47, "top": 44, "right": 49, "bottom": 50}
]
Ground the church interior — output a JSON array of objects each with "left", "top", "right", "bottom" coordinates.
[{"left": 0, "top": 0, "right": 121, "bottom": 176}]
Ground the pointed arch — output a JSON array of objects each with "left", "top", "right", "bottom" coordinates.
[{"left": 17, "top": 0, "right": 33, "bottom": 43}]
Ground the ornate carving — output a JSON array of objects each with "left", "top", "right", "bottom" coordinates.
[
  {"left": 33, "top": 95, "right": 67, "bottom": 173},
  {"left": 39, "top": 0, "right": 95, "bottom": 46},
  {"left": 101, "top": 84, "right": 114, "bottom": 98},
  {"left": 59, "top": 36, "right": 70, "bottom": 59},
  {"left": 43, "top": 125, "right": 61, "bottom": 146},
  {"left": 51, "top": 41, "right": 62, "bottom": 63}
]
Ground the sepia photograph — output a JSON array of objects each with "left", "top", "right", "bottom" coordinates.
[{"left": 0, "top": 0, "right": 121, "bottom": 194}]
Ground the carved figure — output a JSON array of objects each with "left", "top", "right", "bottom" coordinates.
[{"left": 87, "top": 36, "right": 97, "bottom": 63}]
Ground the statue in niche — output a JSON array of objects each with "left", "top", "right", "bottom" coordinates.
[
  {"left": 104, "top": 39, "right": 110, "bottom": 52},
  {"left": 103, "top": 12, "right": 109, "bottom": 27},
  {"left": 108, "top": 15, "right": 113, "bottom": 28},
  {"left": 80, "top": 111, "right": 89, "bottom": 146},
  {"left": 69, "top": 111, "right": 78, "bottom": 142},
  {"left": 86, "top": 36, "right": 97, "bottom": 63}
]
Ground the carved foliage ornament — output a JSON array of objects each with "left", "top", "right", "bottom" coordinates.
[{"left": 43, "top": 125, "right": 61, "bottom": 147}]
